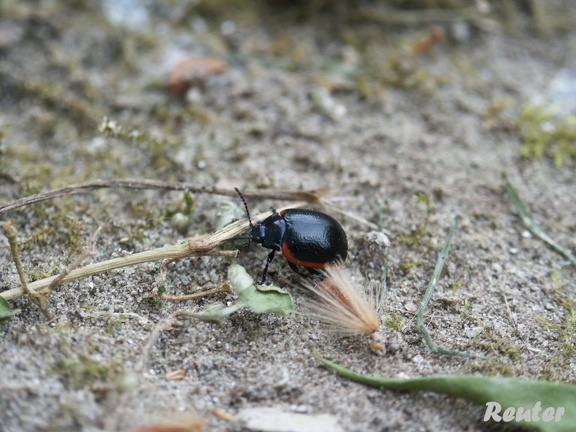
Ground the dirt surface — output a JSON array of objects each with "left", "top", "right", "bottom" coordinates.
[{"left": 1, "top": 2, "right": 575, "bottom": 432}]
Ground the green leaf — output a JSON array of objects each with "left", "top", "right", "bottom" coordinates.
[
  {"left": 0, "top": 297, "right": 14, "bottom": 320},
  {"left": 243, "top": 284, "right": 294, "bottom": 315},
  {"left": 177, "top": 265, "right": 293, "bottom": 324},
  {"left": 178, "top": 302, "right": 243, "bottom": 325},
  {"left": 314, "top": 354, "right": 576, "bottom": 432},
  {"left": 228, "top": 264, "right": 293, "bottom": 316}
]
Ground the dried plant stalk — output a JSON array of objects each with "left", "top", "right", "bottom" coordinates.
[
  {"left": 1, "top": 206, "right": 303, "bottom": 301},
  {"left": 0, "top": 178, "right": 376, "bottom": 228},
  {"left": 0, "top": 179, "right": 327, "bottom": 214}
]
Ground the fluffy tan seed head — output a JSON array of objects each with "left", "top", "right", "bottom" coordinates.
[{"left": 303, "top": 264, "right": 380, "bottom": 336}]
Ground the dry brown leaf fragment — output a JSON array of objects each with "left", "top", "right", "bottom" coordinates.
[
  {"left": 211, "top": 408, "right": 238, "bottom": 423},
  {"left": 164, "top": 369, "right": 186, "bottom": 380},
  {"left": 129, "top": 414, "right": 203, "bottom": 432},
  {"left": 168, "top": 56, "right": 228, "bottom": 97}
]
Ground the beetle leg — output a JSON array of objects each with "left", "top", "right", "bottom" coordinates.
[
  {"left": 306, "top": 267, "right": 325, "bottom": 279},
  {"left": 259, "top": 250, "right": 275, "bottom": 284},
  {"left": 287, "top": 261, "right": 300, "bottom": 274},
  {"left": 287, "top": 262, "right": 324, "bottom": 280}
]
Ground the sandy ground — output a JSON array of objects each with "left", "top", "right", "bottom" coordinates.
[{"left": 1, "top": 2, "right": 575, "bottom": 431}]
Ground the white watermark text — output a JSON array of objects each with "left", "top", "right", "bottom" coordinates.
[{"left": 484, "top": 401, "right": 564, "bottom": 423}]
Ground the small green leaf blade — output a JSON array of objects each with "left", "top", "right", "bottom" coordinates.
[
  {"left": 503, "top": 174, "right": 576, "bottom": 266},
  {"left": 246, "top": 284, "right": 294, "bottom": 316},
  {"left": 178, "top": 302, "right": 243, "bottom": 325},
  {"left": 0, "top": 297, "right": 14, "bottom": 320},
  {"left": 228, "top": 264, "right": 294, "bottom": 316},
  {"left": 314, "top": 354, "right": 576, "bottom": 432}
]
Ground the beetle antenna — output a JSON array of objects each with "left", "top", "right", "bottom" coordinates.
[{"left": 234, "top": 187, "right": 254, "bottom": 228}]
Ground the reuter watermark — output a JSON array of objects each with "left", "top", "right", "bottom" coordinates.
[{"left": 484, "top": 401, "right": 565, "bottom": 423}]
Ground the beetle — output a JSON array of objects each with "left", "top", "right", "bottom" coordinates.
[{"left": 235, "top": 188, "right": 348, "bottom": 284}]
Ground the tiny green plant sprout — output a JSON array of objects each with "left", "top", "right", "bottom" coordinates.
[
  {"left": 503, "top": 174, "right": 576, "bottom": 267},
  {"left": 518, "top": 104, "right": 576, "bottom": 166}
]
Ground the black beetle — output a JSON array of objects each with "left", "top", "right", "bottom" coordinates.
[{"left": 235, "top": 188, "right": 348, "bottom": 284}]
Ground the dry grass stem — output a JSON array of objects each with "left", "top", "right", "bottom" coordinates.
[
  {"left": 161, "top": 283, "right": 232, "bottom": 301},
  {"left": 2, "top": 221, "right": 51, "bottom": 318},
  {"left": 0, "top": 178, "right": 327, "bottom": 214},
  {"left": 128, "top": 414, "right": 204, "bottom": 432},
  {"left": 1, "top": 178, "right": 363, "bottom": 306},
  {"left": 135, "top": 315, "right": 180, "bottom": 375},
  {"left": 352, "top": 5, "right": 500, "bottom": 32},
  {"left": 0, "top": 206, "right": 301, "bottom": 302},
  {"left": 321, "top": 201, "right": 379, "bottom": 229},
  {"left": 211, "top": 409, "right": 238, "bottom": 423}
]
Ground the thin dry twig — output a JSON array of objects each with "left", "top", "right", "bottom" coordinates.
[
  {"left": 321, "top": 201, "right": 379, "bottom": 230},
  {"left": 104, "top": 312, "right": 183, "bottom": 432},
  {"left": 0, "top": 178, "right": 326, "bottom": 214},
  {"left": 134, "top": 314, "right": 180, "bottom": 375},
  {"left": 351, "top": 5, "right": 500, "bottom": 32},
  {"left": 2, "top": 221, "right": 51, "bottom": 318},
  {"left": 1, "top": 179, "right": 371, "bottom": 303},
  {"left": 161, "top": 283, "right": 232, "bottom": 301},
  {"left": 0, "top": 205, "right": 302, "bottom": 302}
]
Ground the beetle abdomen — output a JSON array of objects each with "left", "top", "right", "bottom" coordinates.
[{"left": 280, "top": 209, "right": 348, "bottom": 268}]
